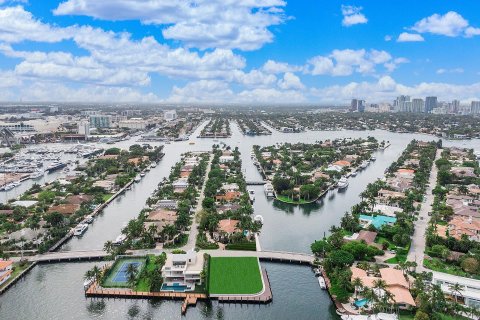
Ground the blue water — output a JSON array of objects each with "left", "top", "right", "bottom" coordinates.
[
  {"left": 161, "top": 283, "right": 189, "bottom": 292},
  {"left": 354, "top": 298, "right": 369, "bottom": 307},
  {"left": 359, "top": 214, "right": 397, "bottom": 229}
]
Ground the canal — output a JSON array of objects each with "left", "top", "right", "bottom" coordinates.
[{"left": 1, "top": 122, "right": 479, "bottom": 319}]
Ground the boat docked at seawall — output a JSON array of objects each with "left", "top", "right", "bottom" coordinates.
[
  {"left": 264, "top": 183, "right": 275, "bottom": 198},
  {"left": 134, "top": 175, "right": 141, "bottom": 182},
  {"left": 248, "top": 189, "right": 255, "bottom": 202},
  {"left": 83, "top": 277, "right": 94, "bottom": 290},
  {"left": 113, "top": 234, "right": 127, "bottom": 245},
  {"left": 73, "top": 224, "right": 88, "bottom": 236},
  {"left": 340, "top": 313, "right": 398, "bottom": 320},
  {"left": 337, "top": 176, "right": 349, "bottom": 189},
  {"left": 359, "top": 160, "right": 369, "bottom": 169},
  {"left": 318, "top": 276, "right": 327, "bottom": 289},
  {"left": 29, "top": 169, "right": 44, "bottom": 179}
]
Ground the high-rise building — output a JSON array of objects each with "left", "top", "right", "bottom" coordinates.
[
  {"left": 164, "top": 110, "right": 178, "bottom": 121},
  {"left": 425, "top": 96, "right": 437, "bottom": 113},
  {"left": 89, "top": 114, "right": 111, "bottom": 128},
  {"left": 450, "top": 100, "right": 460, "bottom": 114},
  {"left": 471, "top": 101, "right": 480, "bottom": 114},
  {"left": 412, "top": 99, "right": 425, "bottom": 113},
  {"left": 77, "top": 121, "right": 90, "bottom": 139},
  {"left": 393, "top": 95, "right": 410, "bottom": 112},
  {"left": 350, "top": 99, "right": 365, "bottom": 112}
]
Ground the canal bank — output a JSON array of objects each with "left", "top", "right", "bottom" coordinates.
[{"left": 1, "top": 125, "right": 479, "bottom": 319}]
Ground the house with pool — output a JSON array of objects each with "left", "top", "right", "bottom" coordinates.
[
  {"left": 359, "top": 214, "right": 397, "bottom": 230},
  {"left": 161, "top": 250, "right": 204, "bottom": 292}
]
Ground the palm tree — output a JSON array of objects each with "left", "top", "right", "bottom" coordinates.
[
  {"left": 126, "top": 264, "right": 138, "bottom": 291},
  {"left": 352, "top": 277, "right": 363, "bottom": 299},
  {"left": 91, "top": 265, "right": 102, "bottom": 284},
  {"left": 448, "top": 283, "right": 463, "bottom": 303},
  {"left": 103, "top": 241, "right": 114, "bottom": 255}
]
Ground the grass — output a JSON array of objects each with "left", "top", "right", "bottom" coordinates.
[
  {"left": 135, "top": 256, "right": 157, "bottom": 292},
  {"left": 225, "top": 242, "right": 256, "bottom": 251},
  {"left": 208, "top": 257, "right": 263, "bottom": 295},
  {"left": 424, "top": 257, "right": 480, "bottom": 280},
  {"left": 0, "top": 261, "right": 33, "bottom": 290},
  {"left": 400, "top": 313, "right": 469, "bottom": 320},
  {"left": 101, "top": 257, "right": 146, "bottom": 288},
  {"left": 276, "top": 195, "right": 313, "bottom": 205},
  {"left": 102, "top": 194, "right": 113, "bottom": 202}
]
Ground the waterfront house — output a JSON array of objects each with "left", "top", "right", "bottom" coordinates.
[
  {"left": 127, "top": 156, "right": 149, "bottom": 165},
  {"left": 172, "top": 178, "right": 189, "bottom": 193},
  {"left": 92, "top": 180, "right": 115, "bottom": 192},
  {"left": 161, "top": 250, "right": 204, "bottom": 292},
  {"left": 350, "top": 266, "right": 415, "bottom": 309},
  {"left": 219, "top": 155, "right": 235, "bottom": 163},
  {"left": 215, "top": 191, "right": 241, "bottom": 202},
  {"left": 65, "top": 194, "right": 94, "bottom": 205},
  {"left": 214, "top": 219, "right": 240, "bottom": 242},
  {"left": 144, "top": 208, "right": 177, "bottom": 236},
  {"left": 155, "top": 199, "right": 178, "bottom": 210},
  {"left": 0, "top": 260, "right": 13, "bottom": 286},
  {"left": 359, "top": 214, "right": 397, "bottom": 230},
  {"left": 48, "top": 203, "right": 80, "bottom": 215},
  {"left": 344, "top": 230, "right": 378, "bottom": 246},
  {"left": 376, "top": 189, "right": 406, "bottom": 205},
  {"left": 221, "top": 183, "right": 240, "bottom": 192},
  {"left": 450, "top": 167, "right": 476, "bottom": 178},
  {"left": 372, "top": 204, "right": 403, "bottom": 217}
]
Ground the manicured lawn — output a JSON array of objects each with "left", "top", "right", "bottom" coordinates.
[
  {"left": 276, "top": 195, "right": 312, "bottom": 205},
  {"left": 102, "top": 194, "right": 113, "bottom": 202},
  {"left": 0, "top": 261, "right": 32, "bottom": 290},
  {"left": 208, "top": 257, "right": 263, "bottom": 295},
  {"left": 135, "top": 255, "right": 157, "bottom": 292}
]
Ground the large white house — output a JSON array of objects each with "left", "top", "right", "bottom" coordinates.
[
  {"left": 161, "top": 251, "right": 204, "bottom": 292},
  {"left": 432, "top": 271, "right": 480, "bottom": 309}
]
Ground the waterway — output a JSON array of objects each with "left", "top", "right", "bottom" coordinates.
[{"left": 1, "top": 121, "right": 479, "bottom": 319}]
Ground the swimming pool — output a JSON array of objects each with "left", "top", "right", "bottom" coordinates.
[
  {"left": 354, "top": 298, "right": 369, "bottom": 308},
  {"left": 360, "top": 214, "right": 397, "bottom": 229},
  {"left": 161, "top": 283, "right": 190, "bottom": 292}
]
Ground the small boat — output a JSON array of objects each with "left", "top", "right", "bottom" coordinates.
[
  {"left": 30, "top": 169, "right": 44, "bottom": 179},
  {"left": 254, "top": 215, "right": 264, "bottom": 223},
  {"left": 189, "top": 142, "right": 195, "bottom": 145},
  {"left": 350, "top": 170, "right": 357, "bottom": 177},
  {"left": 337, "top": 176, "right": 349, "bottom": 190},
  {"left": 140, "top": 171, "right": 146, "bottom": 177},
  {"left": 73, "top": 224, "right": 88, "bottom": 236},
  {"left": 83, "top": 277, "right": 94, "bottom": 290},
  {"left": 359, "top": 160, "right": 369, "bottom": 169},
  {"left": 134, "top": 175, "right": 141, "bottom": 182},
  {"left": 84, "top": 215, "right": 94, "bottom": 224},
  {"left": 150, "top": 162, "right": 157, "bottom": 168},
  {"left": 370, "top": 156, "right": 376, "bottom": 161},
  {"left": 1, "top": 183, "right": 15, "bottom": 191},
  {"left": 313, "top": 268, "right": 322, "bottom": 276},
  {"left": 248, "top": 189, "right": 255, "bottom": 202},
  {"left": 318, "top": 276, "right": 327, "bottom": 289},
  {"left": 113, "top": 234, "right": 127, "bottom": 245}
]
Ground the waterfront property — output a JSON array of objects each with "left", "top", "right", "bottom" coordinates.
[
  {"left": 161, "top": 251, "right": 204, "bottom": 292},
  {"left": 359, "top": 214, "right": 397, "bottom": 229},
  {"left": 0, "top": 260, "right": 13, "bottom": 286},
  {"left": 208, "top": 257, "right": 263, "bottom": 295},
  {"left": 102, "top": 257, "right": 146, "bottom": 288}
]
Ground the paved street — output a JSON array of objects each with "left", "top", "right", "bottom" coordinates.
[{"left": 407, "top": 148, "right": 442, "bottom": 272}]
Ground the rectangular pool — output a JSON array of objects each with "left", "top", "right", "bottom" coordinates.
[{"left": 161, "top": 283, "right": 190, "bottom": 292}]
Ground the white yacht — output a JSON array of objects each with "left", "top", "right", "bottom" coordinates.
[
  {"left": 140, "top": 171, "right": 146, "bottom": 177},
  {"left": 248, "top": 189, "right": 255, "bottom": 202},
  {"left": 83, "top": 277, "right": 94, "bottom": 290},
  {"left": 370, "top": 156, "right": 376, "bottom": 161},
  {"left": 350, "top": 170, "right": 357, "bottom": 177},
  {"left": 113, "top": 234, "right": 127, "bottom": 246},
  {"left": 1, "top": 183, "right": 15, "bottom": 191},
  {"left": 73, "top": 224, "right": 88, "bottom": 236},
  {"left": 359, "top": 160, "right": 369, "bottom": 169},
  {"left": 318, "top": 276, "right": 327, "bottom": 289},
  {"left": 264, "top": 183, "right": 275, "bottom": 198},
  {"left": 337, "top": 176, "right": 349, "bottom": 189},
  {"left": 134, "top": 175, "right": 141, "bottom": 182},
  {"left": 84, "top": 215, "right": 94, "bottom": 224},
  {"left": 30, "top": 169, "right": 44, "bottom": 179},
  {"left": 150, "top": 162, "right": 157, "bottom": 168}
]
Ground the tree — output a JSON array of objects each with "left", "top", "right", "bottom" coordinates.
[
  {"left": 414, "top": 310, "right": 430, "bottom": 320},
  {"left": 103, "top": 241, "right": 114, "bottom": 255},
  {"left": 352, "top": 277, "right": 363, "bottom": 298},
  {"left": 126, "top": 264, "right": 138, "bottom": 291},
  {"left": 311, "top": 239, "right": 332, "bottom": 257},
  {"left": 461, "top": 257, "right": 479, "bottom": 274},
  {"left": 448, "top": 283, "right": 463, "bottom": 303},
  {"left": 326, "top": 250, "right": 354, "bottom": 268}
]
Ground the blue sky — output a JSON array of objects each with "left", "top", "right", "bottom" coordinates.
[{"left": 0, "top": 0, "right": 479, "bottom": 104}]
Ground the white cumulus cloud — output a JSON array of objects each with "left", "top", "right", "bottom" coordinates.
[
  {"left": 397, "top": 32, "right": 424, "bottom": 42},
  {"left": 411, "top": 11, "right": 480, "bottom": 38},
  {"left": 341, "top": 5, "right": 368, "bottom": 27}
]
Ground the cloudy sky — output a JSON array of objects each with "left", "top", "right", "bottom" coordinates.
[{"left": 0, "top": 0, "right": 479, "bottom": 104}]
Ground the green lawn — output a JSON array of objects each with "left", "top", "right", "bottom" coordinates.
[
  {"left": 424, "top": 257, "right": 480, "bottom": 280},
  {"left": 102, "top": 194, "right": 113, "bottom": 202},
  {"left": 208, "top": 257, "right": 263, "bottom": 295},
  {"left": 276, "top": 195, "right": 312, "bottom": 205},
  {"left": 0, "top": 261, "right": 33, "bottom": 290},
  {"left": 135, "top": 255, "right": 157, "bottom": 292}
]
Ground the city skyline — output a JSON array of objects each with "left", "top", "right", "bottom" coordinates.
[{"left": 0, "top": 1, "right": 479, "bottom": 103}]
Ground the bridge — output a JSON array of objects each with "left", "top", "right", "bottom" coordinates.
[
  {"left": 246, "top": 181, "right": 266, "bottom": 185},
  {"left": 29, "top": 249, "right": 315, "bottom": 265}
]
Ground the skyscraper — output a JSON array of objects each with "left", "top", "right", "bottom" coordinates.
[
  {"left": 471, "top": 101, "right": 480, "bottom": 114},
  {"left": 350, "top": 99, "right": 365, "bottom": 112},
  {"left": 394, "top": 95, "right": 410, "bottom": 112},
  {"left": 425, "top": 96, "right": 437, "bottom": 113},
  {"left": 412, "top": 98, "right": 425, "bottom": 113}
]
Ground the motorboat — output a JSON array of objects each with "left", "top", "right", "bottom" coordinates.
[
  {"left": 83, "top": 277, "right": 94, "bottom": 290},
  {"left": 248, "top": 189, "right": 255, "bottom": 202},
  {"left": 313, "top": 268, "right": 322, "bottom": 276},
  {"left": 73, "top": 224, "right": 88, "bottom": 236},
  {"left": 134, "top": 175, "right": 141, "bottom": 182},
  {"left": 350, "top": 170, "right": 357, "bottom": 177},
  {"left": 150, "top": 162, "right": 157, "bottom": 168},
  {"left": 359, "top": 160, "right": 369, "bottom": 169},
  {"left": 140, "top": 171, "right": 146, "bottom": 177},
  {"left": 113, "top": 234, "right": 127, "bottom": 246},
  {"left": 1, "top": 183, "right": 15, "bottom": 191},
  {"left": 30, "top": 169, "right": 44, "bottom": 179},
  {"left": 264, "top": 183, "right": 275, "bottom": 198},
  {"left": 370, "top": 156, "right": 376, "bottom": 161},
  {"left": 46, "top": 161, "right": 67, "bottom": 173},
  {"left": 254, "top": 215, "right": 264, "bottom": 223},
  {"left": 337, "top": 176, "right": 349, "bottom": 189},
  {"left": 318, "top": 276, "right": 327, "bottom": 289},
  {"left": 84, "top": 215, "right": 94, "bottom": 224}
]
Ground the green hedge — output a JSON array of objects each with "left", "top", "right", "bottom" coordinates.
[{"left": 225, "top": 242, "right": 256, "bottom": 251}]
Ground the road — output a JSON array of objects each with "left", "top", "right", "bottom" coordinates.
[
  {"left": 407, "top": 148, "right": 442, "bottom": 272},
  {"left": 182, "top": 153, "right": 214, "bottom": 251}
]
